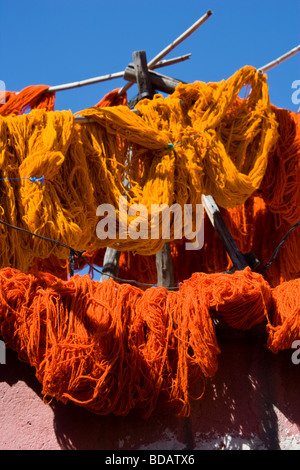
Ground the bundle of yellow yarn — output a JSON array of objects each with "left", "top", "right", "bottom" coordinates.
[{"left": 0, "top": 66, "right": 278, "bottom": 271}]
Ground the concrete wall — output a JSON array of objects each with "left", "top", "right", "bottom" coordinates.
[{"left": 1, "top": 324, "right": 300, "bottom": 450}]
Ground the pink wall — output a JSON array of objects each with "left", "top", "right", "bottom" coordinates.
[{"left": 1, "top": 324, "right": 300, "bottom": 450}]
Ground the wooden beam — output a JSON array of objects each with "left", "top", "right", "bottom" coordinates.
[
  {"left": 124, "top": 65, "right": 185, "bottom": 95},
  {"left": 100, "top": 248, "right": 121, "bottom": 282},
  {"left": 45, "top": 54, "right": 191, "bottom": 93},
  {"left": 130, "top": 51, "right": 175, "bottom": 290},
  {"left": 118, "top": 10, "right": 213, "bottom": 97},
  {"left": 201, "top": 194, "right": 249, "bottom": 271},
  {"left": 156, "top": 242, "right": 175, "bottom": 288},
  {"left": 132, "top": 50, "right": 154, "bottom": 100}
]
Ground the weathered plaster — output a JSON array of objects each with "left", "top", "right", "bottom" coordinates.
[{"left": 1, "top": 325, "right": 299, "bottom": 450}]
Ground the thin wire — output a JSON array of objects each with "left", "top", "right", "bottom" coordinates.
[
  {"left": 1, "top": 215, "right": 298, "bottom": 288},
  {"left": 81, "top": 255, "right": 179, "bottom": 290},
  {"left": 0, "top": 219, "right": 75, "bottom": 251},
  {"left": 0, "top": 219, "right": 179, "bottom": 290},
  {"left": 259, "top": 220, "right": 300, "bottom": 274},
  {"left": 0, "top": 176, "right": 44, "bottom": 184}
]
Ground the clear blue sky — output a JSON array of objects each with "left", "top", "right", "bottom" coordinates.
[{"left": 1, "top": 0, "right": 299, "bottom": 113}]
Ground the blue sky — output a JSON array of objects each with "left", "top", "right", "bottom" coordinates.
[{"left": 1, "top": 0, "right": 299, "bottom": 113}]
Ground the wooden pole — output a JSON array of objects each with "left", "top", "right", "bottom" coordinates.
[
  {"left": 100, "top": 51, "right": 175, "bottom": 288},
  {"left": 258, "top": 44, "right": 300, "bottom": 73},
  {"left": 124, "top": 64, "right": 185, "bottom": 95},
  {"left": 100, "top": 51, "right": 152, "bottom": 283},
  {"left": 117, "top": 10, "right": 213, "bottom": 97},
  {"left": 132, "top": 51, "right": 175, "bottom": 289},
  {"left": 156, "top": 242, "right": 175, "bottom": 288},
  {"left": 150, "top": 53, "right": 191, "bottom": 69},
  {"left": 132, "top": 50, "right": 154, "bottom": 100},
  {"left": 201, "top": 194, "right": 249, "bottom": 271},
  {"left": 100, "top": 248, "right": 121, "bottom": 282},
  {"left": 45, "top": 54, "right": 191, "bottom": 93},
  {"left": 147, "top": 10, "right": 212, "bottom": 69}
]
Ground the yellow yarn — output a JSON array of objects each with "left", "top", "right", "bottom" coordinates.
[
  {"left": 135, "top": 66, "right": 278, "bottom": 208},
  {"left": 0, "top": 66, "right": 278, "bottom": 271}
]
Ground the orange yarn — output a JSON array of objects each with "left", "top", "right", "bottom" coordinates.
[
  {"left": 266, "top": 278, "right": 300, "bottom": 354},
  {"left": 115, "top": 196, "right": 285, "bottom": 288},
  {"left": 0, "top": 84, "right": 299, "bottom": 420},
  {"left": 29, "top": 102, "right": 298, "bottom": 290},
  {"left": 190, "top": 268, "right": 272, "bottom": 330},
  {"left": 0, "top": 85, "right": 124, "bottom": 117},
  {"left": 260, "top": 107, "right": 300, "bottom": 227},
  {"left": 0, "top": 85, "right": 55, "bottom": 116},
  {"left": 0, "top": 266, "right": 273, "bottom": 417},
  {"left": 115, "top": 107, "right": 300, "bottom": 289},
  {"left": 95, "top": 88, "right": 128, "bottom": 107}
]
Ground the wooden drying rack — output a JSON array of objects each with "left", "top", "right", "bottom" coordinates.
[
  {"left": 97, "top": 45, "right": 300, "bottom": 288},
  {"left": 12, "top": 9, "right": 299, "bottom": 286},
  {"left": 99, "top": 49, "right": 257, "bottom": 289}
]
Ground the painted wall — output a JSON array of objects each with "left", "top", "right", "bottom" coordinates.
[{"left": 1, "top": 324, "right": 300, "bottom": 450}]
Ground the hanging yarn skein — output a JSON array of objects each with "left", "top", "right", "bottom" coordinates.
[
  {"left": 0, "top": 66, "right": 278, "bottom": 272},
  {"left": 266, "top": 278, "right": 300, "bottom": 354},
  {"left": 114, "top": 106, "right": 300, "bottom": 290},
  {"left": 29, "top": 88, "right": 127, "bottom": 279},
  {"left": 135, "top": 65, "right": 278, "bottom": 208},
  {"left": 0, "top": 266, "right": 273, "bottom": 417},
  {"left": 259, "top": 106, "right": 300, "bottom": 227},
  {"left": 0, "top": 85, "right": 55, "bottom": 116}
]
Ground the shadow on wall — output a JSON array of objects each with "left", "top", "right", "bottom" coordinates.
[{"left": 1, "top": 324, "right": 300, "bottom": 450}]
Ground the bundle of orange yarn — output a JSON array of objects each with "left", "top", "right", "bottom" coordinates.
[
  {"left": 0, "top": 266, "right": 276, "bottom": 417},
  {"left": 0, "top": 85, "right": 55, "bottom": 116},
  {"left": 0, "top": 74, "right": 299, "bottom": 421},
  {"left": 266, "top": 278, "right": 300, "bottom": 354}
]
